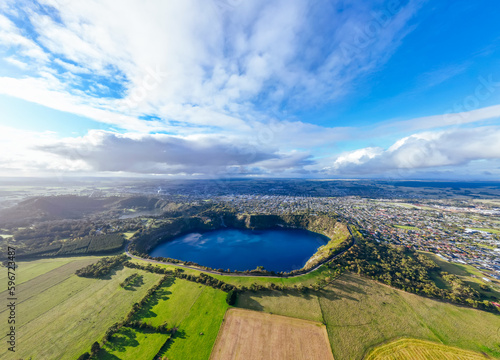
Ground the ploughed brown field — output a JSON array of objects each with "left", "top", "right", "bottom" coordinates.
[{"left": 210, "top": 308, "right": 334, "bottom": 360}]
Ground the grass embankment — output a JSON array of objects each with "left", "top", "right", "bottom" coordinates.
[
  {"left": 365, "top": 338, "right": 489, "bottom": 360},
  {"left": 237, "top": 272, "right": 500, "bottom": 360},
  {"left": 304, "top": 222, "right": 351, "bottom": 269},
  {"left": 0, "top": 257, "right": 162, "bottom": 359}
]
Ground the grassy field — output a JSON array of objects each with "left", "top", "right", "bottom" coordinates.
[
  {"left": 419, "top": 251, "right": 500, "bottom": 299},
  {"left": 132, "top": 277, "right": 205, "bottom": 327},
  {"left": 210, "top": 308, "right": 334, "bottom": 360},
  {"left": 365, "top": 338, "right": 489, "bottom": 359},
  {"left": 162, "top": 286, "right": 229, "bottom": 360},
  {"left": 393, "top": 225, "right": 421, "bottom": 231},
  {"left": 0, "top": 257, "right": 162, "bottom": 359},
  {"left": 0, "top": 257, "right": 79, "bottom": 291},
  {"left": 469, "top": 227, "right": 500, "bottom": 234},
  {"left": 129, "top": 258, "right": 336, "bottom": 288},
  {"left": 130, "top": 275, "right": 229, "bottom": 360},
  {"left": 385, "top": 202, "right": 436, "bottom": 211},
  {"left": 236, "top": 272, "right": 500, "bottom": 360},
  {"left": 123, "top": 231, "right": 137, "bottom": 239},
  {"left": 237, "top": 289, "right": 323, "bottom": 322},
  {"left": 98, "top": 327, "right": 169, "bottom": 360}
]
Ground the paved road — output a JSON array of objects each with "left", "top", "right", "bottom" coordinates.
[{"left": 125, "top": 224, "right": 356, "bottom": 279}]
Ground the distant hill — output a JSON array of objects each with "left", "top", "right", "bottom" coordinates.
[{"left": 0, "top": 195, "right": 123, "bottom": 226}]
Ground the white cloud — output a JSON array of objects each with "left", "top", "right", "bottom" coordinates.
[
  {"left": 0, "top": 13, "right": 49, "bottom": 62},
  {"left": 0, "top": 0, "right": 424, "bottom": 133},
  {"left": 323, "top": 126, "right": 500, "bottom": 176},
  {"left": 4, "top": 56, "right": 28, "bottom": 69},
  {"left": 35, "top": 130, "right": 312, "bottom": 176}
]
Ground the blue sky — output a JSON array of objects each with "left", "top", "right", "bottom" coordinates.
[{"left": 0, "top": 0, "right": 499, "bottom": 179}]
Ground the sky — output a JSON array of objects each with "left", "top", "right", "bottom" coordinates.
[{"left": 0, "top": 0, "right": 500, "bottom": 180}]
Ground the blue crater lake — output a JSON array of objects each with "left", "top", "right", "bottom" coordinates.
[{"left": 149, "top": 228, "right": 330, "bottom": 272}]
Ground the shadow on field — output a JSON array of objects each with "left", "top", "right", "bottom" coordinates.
[
  {"left": 156, "top": 329, "right": 187, "bottom": 357},
  {"left": 132, "top": 277, "right": 175, "bottom": 320},
  {"left": 237, "top": 289, "right": 319, "bottom": 312},
  {"left": 106, "top": 327, "right": 139, "bottom": 352},
  {"left": 122, "top": 275, "right": 145, "bottom": 291},
  {"left": 97, "top": 264, "right": 125, "bottom": 281},
  {"left": 96, "top": 349, "right": 121, "bottom": 360}
]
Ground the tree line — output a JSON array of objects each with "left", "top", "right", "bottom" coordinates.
[
  {"left": 76, "top": 275, "right": 174, "bottom": 360},
  {"left": 75, "top": 254, "right": 129, "bottom": 278}
]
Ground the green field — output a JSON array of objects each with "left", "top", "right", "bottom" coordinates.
[
  {"left": 365, "top": 338, "right": 489, "bottom": 359},
  {"left": 420, "top": 251, "right": 500, "bottom": 299},
  {"left": 129, "top": 258, "right": 336, "bottom": 288},
  {"left": 237, "top": 272, "right": 500, "bottom": 360},
  {"left": 237, "top": 289, "right": 323, "bottom": 322},
  {"left": 0, "top": 257, "right": 79, "bottom": 291},
  {"left": 393, "top": 225, "right": 421, "bottom": 231},
  {"left": 123, "top": 231, "right": 136, "bottom": 239},
  {"left": 158, "top": 285, "right": 229, "bottom": 360},
  {"left": 98, "top": 327, "right": 169, "bottom": 360},
  {"left": 130, "top": 276, "right": 229, "bottom": 360},
  {"left": 469, "top": 227, "right": 500, "bottom": 234},
  {"left": 0, "top": 257, "right": 162, "bottom": 359},
  {"left": 7, "top": 254, "right": 500, "bottom": 360},
  {"left": 133, "top": 277, "right": 205, "bottom": 327}
]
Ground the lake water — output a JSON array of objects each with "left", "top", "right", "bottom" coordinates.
[{"left": 149, "top": 228, "right": 329, "bottom": 272}]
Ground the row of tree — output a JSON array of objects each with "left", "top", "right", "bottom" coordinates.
[
  {"left": 76, "top": 275, "right": 174, "bottom": 360},
  {"left": 75, "top": 254, "right": 129, "bottom": 278},
  {"left": 123, "top": 261, "right": 237, "bottom": 292}
]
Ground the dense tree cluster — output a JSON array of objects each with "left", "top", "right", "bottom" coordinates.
[
  {"left": 329, "top": 226, "right": 498, "bottom": 313},
  {"left": 75, "top": 255, "right": 129, "bottom": 278},
  {"left": 120, "top": 273, "right": 140, "bottom": 288},
  {"left": 226, "top": 289, "right": 237, "bottom": 305}
]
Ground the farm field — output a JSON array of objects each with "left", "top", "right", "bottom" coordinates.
[
  {"left": 365, "top": 338, "right": 489, "bottom": 359},
  {"left": 237, "top": 272, "right": 500, "bottom": 360},
  {"left": 161, "top": 285, "right": 229, "bottom": 360},
  {"left": 0, "top": 257, "right": 78, "bottom": 291},
  {"left": 210, "top": 308, "right": 334, "bottom": 360},
  {"left": 132, "top": 276, "right": 229, "bottom": 360},
  {"left": 98, "top": 327, "right": 169, "bottom": 360},
  {"left": 237, "top": 289, "right": 323, "bottom": 322},
  {"left": 132, "top": 277, "right": 205, "bottom": 327},
  {"left": 0, "top": 257, "right": 162, "bottom": 359}
]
